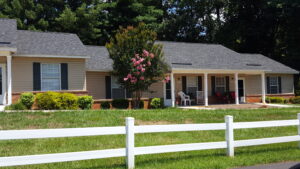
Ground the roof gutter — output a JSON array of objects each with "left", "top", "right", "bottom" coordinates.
[{"left": 13, "top": 54, "right": 90, "bottom": 59}]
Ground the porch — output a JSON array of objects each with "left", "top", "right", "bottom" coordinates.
[{"left": 165, "top": 70, "right": 267, "bottom": 107}]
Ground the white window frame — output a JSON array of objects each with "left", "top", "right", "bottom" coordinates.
[
  {"left": 111, "top": 76, "right": 127, "bottom": 99},
  {"left": 269, "top": 76, "right": 279, "bottom": 94},
  {"left": 41, "top": 63, "right": 61, "bottom": 91},
  {"left": 215, "top": 76, "right": 226, "bottom": 93}
]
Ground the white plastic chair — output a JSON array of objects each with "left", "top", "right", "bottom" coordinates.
[{"left": 178, "top": 91, "right": 191, "bottom": 106}]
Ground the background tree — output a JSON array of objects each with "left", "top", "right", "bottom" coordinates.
[{"left": 106, "top": 23, "right": 169, "bottom": 108}]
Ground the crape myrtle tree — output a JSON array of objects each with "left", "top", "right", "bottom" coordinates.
[{"left": 106, "top": 23, "right": 170, "bottom": 108}]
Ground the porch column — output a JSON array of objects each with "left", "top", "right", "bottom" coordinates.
[
  {"left": 7, "top": 55, "right": 12, "bottom": 105},
  {"left": 171, "top": 72, "right": 175, "bottom": 107},
  {"left": 234, "top": 73, "right": 239, "bottom": 105},
  {"left": 204, "top": 73, "right": 208, "bottom": 106},
  {"left": 261, "top": 72, "right": 266, "bottom": 104}
]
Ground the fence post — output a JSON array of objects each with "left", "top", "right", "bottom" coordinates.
[
  {"left": 225, "top": 115, "right": 234, "bottom": 157},
  {"left": 126, "top": 117, "right": 135, "bottom": 169},
  {"left": 298, "top": 113, "right": 300, "bottom": 148}
]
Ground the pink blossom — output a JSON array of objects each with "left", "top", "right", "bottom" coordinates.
[
  {"left": 141, "top": 68, "right": 145, "bottom": 72},
  {"left": 135, "top": 71, "right": 140, "bottom": 75},
  {"left": 131, "top": 58, "right": 136, "bottom": 62},
  {"left": 143, "top": 64, "right": 146, "bottom": 67},
  {"left": 124, "top": 77, "right": 128, "bottom": 81},
  {"left": 140, "top": 76, "right": 145, "bottom": 80},
  {"left": 135, "top": 54, "right": 139, "bottom": 58},
  {"left": 143, "top": 50, "right": 149, "bottom": 57},
  {"left": 149, "top": 53, "right": 154, "bottom": 58},
  {"left": 127, "top": 74, "right": 132, "bottom": 79},
  {"left": 140, "top": 58, "right": 145, "bottom": 62},
  {"left": 147, "top": 61, "right": 151, "bottom": 66}
]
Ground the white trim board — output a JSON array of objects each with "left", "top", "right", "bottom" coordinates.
[{"left": 13, "top": 54, "right": 90, "bottom": 59}]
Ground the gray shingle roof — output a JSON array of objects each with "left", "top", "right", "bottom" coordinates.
[
  {"left": 0, "top": 18, "right": 17, "bottom": 48},
  {"left": 85, "top": 45, "right": 112, "bottom": 71},
  {"left": 161, "top": 41, "right": 298, "bottom": 74},
  {"left": 16, "top": 30, "right": 87, "bottom": 57}
]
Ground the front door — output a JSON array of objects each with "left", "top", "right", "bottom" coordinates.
[
  {"left": 0, "top": 64, "right": 5, "bottom": 104},
  {"left": 238, "top": 79, "right": 245, "bottom": 103}
]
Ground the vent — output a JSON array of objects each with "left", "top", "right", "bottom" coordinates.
[
  {"left": 246, "top": 63, "right": 262, "bottom": 66},
  {"left": 172, "top": 63, "right": 192, "bottom": 65},
  {"left": 0, "top": 42, "right": 11, "bottom": 45}
]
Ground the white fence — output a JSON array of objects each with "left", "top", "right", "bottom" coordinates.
[{"left": 0, "top": 114, "right": 300, "bottom": 169}]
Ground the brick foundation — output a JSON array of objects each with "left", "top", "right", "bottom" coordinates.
[
  {"left": 93, "top": 98, "right": 151, "bottom": 110},
  {"left": 246, "top": 94, "right": 295, "bottom": 103}
]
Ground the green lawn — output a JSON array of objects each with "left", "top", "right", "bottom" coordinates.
[{"left": 0, "top": 108, "right": 300, "bottom": 169}]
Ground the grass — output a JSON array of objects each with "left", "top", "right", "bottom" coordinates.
[{"left": 0, "top": 107, "right": 300, "bottom": 169}]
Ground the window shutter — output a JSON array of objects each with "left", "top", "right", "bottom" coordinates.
[
  {"left": 226, "top": 76, "right": 230, "bottom": 92},
  {"left": 60, "top": 63, "right": 68, "bottom": 90},
  {"left": 198, "top": 76, "right": 202, "bottom": 91},
  {"left": 278, "top": 76, "right": 282, "bottom": 93},
  {"left": 211, "top": 76, "right": 215, "bottom": 95},
  {"left": 33, "top": 62, "right": 41, "bottom": 91},
  {"left": 105, "top": 76, "right": 111, "bottom": 99},
  {"left": 266, "top": 77, "right": 270, "bottom": 94},
  {"left": 182, "top": 76, "right": 186, "bottom": 93},
  {"left": 126, "top": 89, "right": 132, "bottom": 98}
]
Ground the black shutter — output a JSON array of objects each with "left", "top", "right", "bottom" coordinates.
[
  {"left": 211, "top": 76, "right": 215, "bottom": 95},
  {"left": 278, "top": 76, "right": 282, "bottom": 93},
  {"left": 126, "top": 89, "right": 132, "bottom": 98},
  {"left": 198, "top": 76, "right": 202, "bottom": 91},
  {"left": 33, "top": 62, "right": 41, "bottom": 91},
  {"left": 166, "top": 81, "right": 171, "bottom": 99},
  {"left": 266, "top": 77, "right": 270, "bottom": 94},
  {"left": 226, "top": 76, "right": 230, "bottom": 92},
  {"left": 105, "top": 76, "right": 111, "bottom": 99},
  {"left": 61, "top": 63, "right": 68, "bottom": 90},
  {"left": 182, "top": 76, "right": 186, "bottom": 93}
]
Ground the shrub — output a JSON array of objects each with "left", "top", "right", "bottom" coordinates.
[
  {"left": 36, "top": 91, "right": 61, "bottom": 110},
  {"left": 139, "top": 100, "right": 144, "bottom": 109},
  {"left": 101, "top": 101, "right": 110, "bottom": 109},
  {"left": 58, "top": 93, "right": 78, "bottom": 110},
  {"left": 19, "top": 92, "right": 35, "bottom": 109},
  {"left": 265, "top": 96, "right": 286, "bottom": 104},
  {"left": 5, "top": 102, "right": 26, "bottom": 110},
  {"left": 150, "top": 98, "right": 164, "bottom": 109},
  {"left": 112, "top": 99, "right": 129, "bottom": 109},
  {"left": 290, "top": 96, "right": 300, "bottom": 104},
  {"left": 78, "top": 96, "right": 93, "bottom": 109}
]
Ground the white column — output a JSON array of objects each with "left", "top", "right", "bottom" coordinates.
[
  {"left": 225, "top": 115, "right": 234, "bottom": 157},
  {"left": 298, "top": 113, "right": 300, "bottom": 148},
  {"left": 234, "top": 73, "right": 239, "bottom": 105},
  {"left": 126, "top": 117, "right": 135, "bottom": 169},
  {"left": 204, "top": 73, "right": 208, "bottom": 106},
  {"left": 171, "top": 72, "right": 175, "bottom": 107},
  {"left": 7, "top": 55, "right": 12, "bottom": 105},
  {"left": 261, "top": 72, "right": 266, "bottom": 104}
]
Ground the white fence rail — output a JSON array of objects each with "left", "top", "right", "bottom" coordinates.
[{"left": 0, "top": 114, "right": 299, "bottom": 168}]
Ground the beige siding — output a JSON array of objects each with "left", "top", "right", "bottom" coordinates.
[
  {"left": 86, "top": 71, "right": 107, "bottom": 99},
  {"left": 143, "top": 81, "right": 164, "bottom": 98},
  {"left": 12, "top": 57, "right": 86, "bottom": 92},
  {"left": 245, "top": 75, "right": 261, "bottom": 95}
]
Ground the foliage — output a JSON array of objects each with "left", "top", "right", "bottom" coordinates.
[
  {"left": 290, "top": 96, "right": 300, "bottom": 104},
  {"left": 19, "top": 92, "right": 34, "bottom": 109},
  {"left": 265, "top": 96, "right": 287, "bottom": 104},
  {"left": 101, "top": 101, "right": 110, "bottom": 109},
  {"left": 4, "top": 102, "right": 27, "bottom": 110},
  {"left": 106, "top": 23, "right": 169, "bottom": 108},
  {"left": 111, "top": 99, "right": 129, "bottom": 109},
  {"left": 77, "top": 96, "right": 93, "bottom": 110},
  {"left": 58, "top": 93, "right": 78, "bottom": 110},
  {"left": 150, "top": 98, "right": 164, "bottom": 109},
  {"left": 36, "top": 92, "right": 61, "bottom": 110}
]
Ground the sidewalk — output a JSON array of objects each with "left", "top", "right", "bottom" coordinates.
[{"left": 233, "top": 161, "right": 300, "bottom": 169}]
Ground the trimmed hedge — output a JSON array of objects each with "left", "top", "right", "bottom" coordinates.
[
  {"left": 5, "top": 102, "right": 27, "bottom": 110},
  {"left": 265, "top": 96, "right": 287, "bottom": 104},
  {"left": 150, "top": 98, "right": 164, "bottom": 109},
  {"left": 19, "top": 92, "right": 35, "bottom": 109},
  {"left": 58, "top": 93, "right": 78, "bottom": 110},
  {"left": 112, "top": 99, "right": 129, "bottom": 109},
  {"left": 36, "top": 92, "right": 61, "bottom": 110},
  {"left": 101, "top": 101, "right": 110, "bottom": 109},
  {"left": 78, "top": 96, "right": 94, "bottom": 109},
  {"left": 290, "top": 96, "right": 300, "bottom": 104}
]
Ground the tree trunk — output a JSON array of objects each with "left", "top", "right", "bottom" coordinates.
[{"left": 133, "top": 90, "right": 142, "bottom": 109}]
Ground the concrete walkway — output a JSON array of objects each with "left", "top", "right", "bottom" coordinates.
[{"left": 233, "top": 161, "right": 300, "bottom": 169}]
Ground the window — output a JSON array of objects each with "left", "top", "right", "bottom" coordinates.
[
  {"left": 215, "top": 77, "right": 226, "bottom": 93},
  {"left": 111, "top": 76, "right": 126, "bottom": 99},
  {"left": 269, "top": 76, "right": 279, "bottom": 94},
  {"left": 41, "top": 64, "right": 60, "bottom": 91}
]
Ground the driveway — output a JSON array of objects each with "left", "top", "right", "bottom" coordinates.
[{"left": 233, "top": 162, "right": 300, "bottom": 169}]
